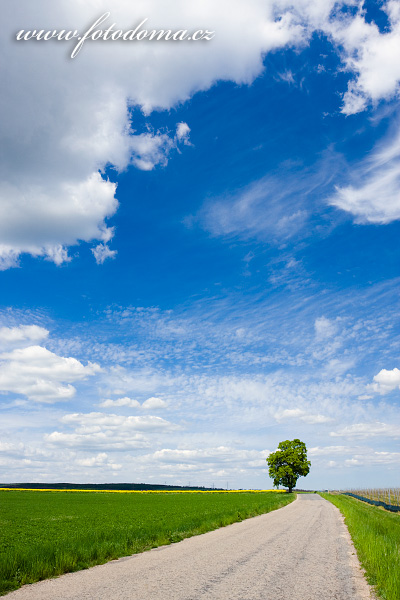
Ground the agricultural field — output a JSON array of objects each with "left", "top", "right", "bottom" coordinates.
[
  {"left": 321, "top": 493, "right": 400, "bottom": 600},
  {"left": 0, "top": 489, "right": 294, "bottom": 595},
  {"left": 346, "top": 488, "right": 400, "bottom": 508}
]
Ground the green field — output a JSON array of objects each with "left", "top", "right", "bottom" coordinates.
[
  {"left": 321, "top": 493, "right": 400, "bottom": 600},
  {"left": 0, "top": 490, "right": 294, "bottom": 595}
]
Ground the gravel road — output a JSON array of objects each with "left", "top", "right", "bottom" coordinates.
[{"left": 6, "top": 494, "right": 373, "bottom": 600}]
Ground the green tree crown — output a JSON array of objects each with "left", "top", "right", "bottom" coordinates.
[{"left": 266, "top": 438, "right": 311, "bottom": 493}]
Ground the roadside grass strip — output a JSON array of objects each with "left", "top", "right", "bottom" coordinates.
[
  {"left": 0, "top": 490, "right": 294, "bottom": 595},
  {"left": 321, "top": 493, "right": 400, "bottom": 600}
]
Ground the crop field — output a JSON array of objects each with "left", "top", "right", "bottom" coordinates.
[
  {"left": 321, "top": 493, "right": 400, "bottom": 600},
  {"left": 0, "top": 489, "right": 294, "bottom": 595}
]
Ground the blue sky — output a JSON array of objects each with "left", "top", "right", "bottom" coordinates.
[{"left": 1, "top": 0, "right": 400, "bottom": 489}]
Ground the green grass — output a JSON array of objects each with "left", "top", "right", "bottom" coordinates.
[
  {"left": 321, "top": 493, "right": 400, "bottom": 600},
  {"left": 0, "top": 490, "right": 294, "bottom": 595}
]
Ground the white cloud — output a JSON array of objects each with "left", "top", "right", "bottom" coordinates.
[
  {"left": 275, "top": 408, "right": 332, "bottom": 424},
  {"left": 0, "top": 325, "right": 49, "bottom": 348},
  {"left": 276, "top": 70, "right": 295, "bottom": 84},
  {"left": 99, "top": 396, "right": 141, "bottom": 408},
  {"left": 198, "top": 174, "right": 310, "bottom": 242},
  {"left": 341, "top": 83, "right": 368, "bottom": 116},
  {"left": 129, "top": 131, "right": 173, "bottom": 171},
  {"left": 97, "top": 358, "right": 368, "bottom": 456},
  {"left": 61, "top": 412, "right": 174, "bottom": 431},
  {"left": 308, "top": 445, "right": 353, "bottom": 457},
  {"left": 139, "top": 446, "right": 269, "bottom": 472},
  {"left": 129, "top": 124, "right": 191, "bottom": 170},
  {"left": 0, "top": 345, "right": 100, "bottom": 402},
  {"left": 370, "top": 367, "right": 400, "bottom": 394},
  {"left": 91, "top": 243, "right": 117, "bottom": 265},
  {"left": 314, "top": 317, "right": 339, "bottom": 340},
  {"left": 341, "top": 450, "right": 400, "bottom": 468},
  {"left": 308, "top": 444, "right": 400, "bottom": 470},
  {"left": 142, "top": 396, "right": 168, "bottom": 410},
  {"left": 0, "top": 173, "right": 118, "bottom": 268},
  {"left": 76, "top": 452, "right": 121, "bottom": 470},
  {"left": 366, "top": 450, "right": 400, "bottom": 466},
  {"left": 0, "top": 440, "right": 124, "bottom": 479},
  {"left": 329, "top": 126, "right": 400, "bottom": 224},
  {"left": 327, "top": 6, "right": 400, "bottom": 115},
  {"left": 103, "top": 365, "right": 177, "bottom": 396},
  {"left": 46, "top": 411, "right": 179, "bottom": 450},
  {"left": 176, "top": 122, "right": 191, "bottom": 145},
  {"left": 0, "top": 440, "right": 26, "bottom": 455},
  {"left": 330, "top": 421, "right": 400, "bottom": 439},
  {"left": 323, "top": 357, "right": 356, "bottom": 377}
]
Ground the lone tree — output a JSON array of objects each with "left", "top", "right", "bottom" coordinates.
[{"left": 267, "top": 439, "right": 311, "bottom": 493}]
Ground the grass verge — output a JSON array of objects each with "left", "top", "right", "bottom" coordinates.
[
  {"left": 320, "top": 493, "right": 400, "bottom": 600},
  {"left": 0, "top": 490, "right": 294, "bottom": 595}
]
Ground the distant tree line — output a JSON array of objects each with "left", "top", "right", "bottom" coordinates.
[{"left": 0, "top": 482, "right": 221, "bottom": 491}]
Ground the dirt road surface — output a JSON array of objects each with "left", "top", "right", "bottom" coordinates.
[{"left": 6, "top": 494, "right": 373, "bottom": 600}]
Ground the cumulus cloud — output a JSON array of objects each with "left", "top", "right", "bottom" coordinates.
[
  {"left": 76, "top": 452, "right": 121, "bottom": 470},
  {"left": 140, "top": 446, "right": 269, "bottom": 472},
  {"left": 46, "top": 411, "right": 178, "bottom": 450},
  {"left": 309, "top": 444, "right": 400, "bottom": 468},
  {"left": 61, "top": 411, "right": 174, "bottom": 430},
  {"left": 0, "top": 440, "right": 123, "bottom": 479},
  {"left": 327, "top": 4, "right": 400, "bottom": 115},
  {"left": 370, "top": 367, "right": 400, "bottom": 394},
  {"left": 0, "top": 173, "right": 118, "bottom": 269},
  {"left": 0, "top": 345, "right": 100, "bottom": 402},
  {"left": 142, "top": 396, "right": 168, "bottom": 410},
  {"left": 309, "top": 445, "right": 353, "bottom": 456},
  {"left": 176, "top": 122, "right": 191, "bottom": 145},
  {"left": 97, "top": 394, "right": 177, "bottom": 413},
  {"left": 129, "top": 131, "right": 173, "bottom": 171},
  {"left": 99, "top": 396, "right": 141, "bottom": 408},
  {"left": 0, "top": 325, "right": 49, "bottom": 349}
]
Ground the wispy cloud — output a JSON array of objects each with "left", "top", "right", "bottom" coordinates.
[
  {"left": 196, "top": 149, "right": 343, "bottom": 246},
  {"left": 330, "top": 422, "right": 400, "bottom": 439},
  {"left": 329, "top": 124, "right": 400, "bottom": 223},
  {"left": 198, "top": 174, "right": 310, "bottom": 243}
]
